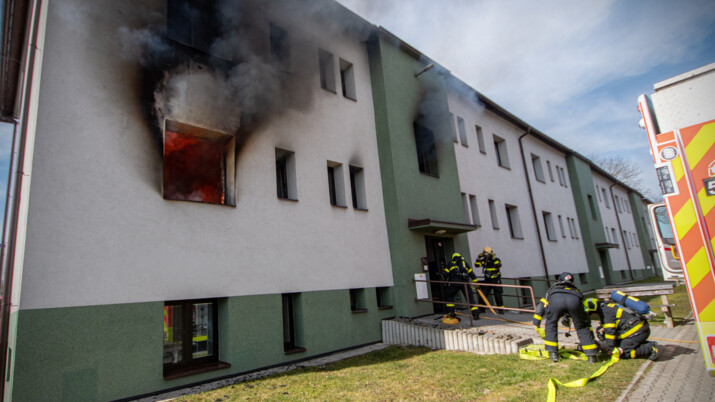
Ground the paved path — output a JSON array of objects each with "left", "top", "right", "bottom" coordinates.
[{"left": 618, "top": 320, "right": 715, "bottom": 401}]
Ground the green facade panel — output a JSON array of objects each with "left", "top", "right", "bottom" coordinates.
[
  {"left": 12, "top": 290, "right": 393, "bottom": 401},
  {"left": 368, "top": 34, "right": 470, "bottom": 319}
]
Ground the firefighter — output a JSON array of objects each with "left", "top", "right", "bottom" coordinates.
[
  {"left": 441, "top": 253, "right": 480, "bottom": 324},
  {"left": 583, "top": 298, "right": 658, "bottom": 360},
  {"left": 532, "top": 272, "right": 599, "bottom": 363},
  {"left": 475, "top": 246, "right": 504, "bottom": 314}
]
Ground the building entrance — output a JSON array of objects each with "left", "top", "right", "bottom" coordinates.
[{"left": 425, "top": 236, "right": 452, "bottom": 314}]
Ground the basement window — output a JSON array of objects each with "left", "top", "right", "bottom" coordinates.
[
  {"left": 163, "top": 120, "right": 236, "bottom": 206},
  {"left": 327, "top": 161, "right": 346, "bottom": 207},
  {"left": 350, "top": 288, "right": 367, "bottom": 313},
  {"left": 282, "top": 293, "right": 305, "bottom": 354},
  {"left": 163, "top": 299, "right": 229, "bottom": 379},
  {"left": 340, "top": 58, "right": 356, "bottom": 100},
  {"left": 319, "top": 49, "right": 336, "bottom": 93},
  {"left": 376, "top": 287, "right": 393, "bottom": 310},
  {"left": 276, "top": 148, "right": 297, "bottom": 200},
  {"left": 349, "top": 165, "right": 367, "bottom": 210}
]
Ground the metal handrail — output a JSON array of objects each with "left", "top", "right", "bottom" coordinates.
[{"left": 412, "top": 277, "right": 537, "bottom": 327}]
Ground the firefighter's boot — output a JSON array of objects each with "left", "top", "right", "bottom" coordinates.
[
  {"left": 587, "top": 355, "right": 598, "bottom": 364},
  {"left": 442, "top": 313, "right": 460, "bottom": 325},
  {"left": 648, "top": 343, "right": 659, "bottom": 361},
  {"left": 549, "top": 352, "right": 559, "bottom": 362}
]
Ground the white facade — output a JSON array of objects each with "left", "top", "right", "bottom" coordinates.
[
  {"left": 17, "top": 0, "right": 392, "bottom": 310},
  {"left": 521, "top": 137, "right": 589, "bottom": 276},
  {"left": 448, "top": 89, "right": 543, "bottom": 278}
]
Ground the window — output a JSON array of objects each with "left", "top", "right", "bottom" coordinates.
[
  {"left": 611, "top": 228, "right": 618, "bottom": 245},
  {"left": 449, "top": 113, "right": 458, "bottom": 143},
  {"left": 163, "top": 120, "right": 236, "bottom": 206},
  {"left": 319, "top": 49, "right": 336, "bottom": 92},
  {"left": 620, "top": 270, "right": 626, "bottom": 279},
  {"left": 457, "top": 116, "right": 468, "bottom": 146},
  {"left": 339, "top": 58, "right": 356, "bottom": 100},
  {"left": 282, "top": 293, "right": 305, "bottom": 354},
  {"left": 605, "top": 226, "right": 610, "bottom": 243},
  {"left": 556, "top": 165, "right": 564, "bottom": 186},
  {"left": 579, "top": 273, "right": 589, "bottom": 284},
  {"left": 276, "top": 148, "right": 297, "bottom": 200},
  {"left": 350, "top": 288, "right": 367, "bottom": 313},
  {"left": 475, "top": 125, "right": 486, "bottom": 154},
  {"left": 469, "top": 195, "right": 480, "bottom": 226},
  {"left": 561, "top": 167, "right": 568, "bottom": 187},
  {"left": 547, "top": 161, "right": 554, "bottom": 182},
  {"left": 167, "top": 0, "right": 224, "bottom": 57},
  {"left": 571, "top": 218, "right": 579, "bottom": 239},
  {"left": 270, "top": 23, "right": 289, "bottom": 68},
  {"left": 602, "top": 188, "right": 610, "bottom": 208},
  {"left": 506, "top": 205, "right": 524, "bottom": 239},
  {"left": 462, "top": 193, "right": 470, "bottom": 223},
  {"left": 543, "top": 211, "right": 557, "bottom": 241},
  {"left": 614, "top": 195, "right": 622, "bottom": 213},
  {"left": 493, "top": 135, "right": 510, "bottom": 168},
  {"left": 558, "top": 215, "right": 566, "bottom": 238},
  {"left": 327, "top": 162, "right": 346, "bottom": 207},
  {"left": 163, "top": 299, "right": 225, "bottom": 377},
  {"left": 567, "top": 217, "right": 575, "bottom": 238},
  {"left": 414, "top": 120, "right": 438, "bottom": 176},
  {"left": 623, "top": 230, "right": 631, "bottom": 249},
  {"left": 531, "top": 154, "right": 546, "bottom": 182},
  {"left": 596, "top": 185, "right": 602, "bottom": 201},
  {"left": 588, "top": 195, "right": 598, "bottom": 220},
  {"left": 633, "top": 233, "right": 640, "bottom": 248},
  {"left": 489, "top": 199, "right": 499, "bottom": 229},
  {"left": 376, "top": 287, "right": 393, "bottom": 309},
  {"left": 349, "top": 165, "right": 366, "bottom": 210}
]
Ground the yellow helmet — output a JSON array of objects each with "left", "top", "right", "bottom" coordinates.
[
  {"left": 483, "top": 246, "right": 492, "bottom": 254},
  {"left": 583, "top": 298, "right": 600, "bottom": 313}
]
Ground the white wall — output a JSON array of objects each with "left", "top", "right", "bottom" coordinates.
[
  {"left": 19, "top": 0, "right": 392, "bottom": 310},
  {"left": 522, "top": 137, "right": 589, "bottom": 275},
  {"left": 448, "top": 90, "right": 543, "bottom": 278}
]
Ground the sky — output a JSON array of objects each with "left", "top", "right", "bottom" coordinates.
[{"left": 336, "top": 0, "right": 715, "bottom": 200}]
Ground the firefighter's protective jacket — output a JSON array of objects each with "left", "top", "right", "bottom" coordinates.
[
  {"left": 598, "top": 303, "right": 648, "bottom": 349},
  {"left": 475, "top": 253, "right": 502, "bottom": 279},
  {"left": 443, "top": 255, "right": 478, "bottom": 283},
  {"left": 531, "top": 281, "right": 583, "bottom": 327}
]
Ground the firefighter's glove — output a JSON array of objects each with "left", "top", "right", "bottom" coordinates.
[
  {"left": 536, "top": 327, "right": 546, "bottom": 339},
  {"left": 596, "top": 326, "right": 605, "bottom": 342},
  {"left": 645, "top": 312, "right": 657, "bottom": 320}
]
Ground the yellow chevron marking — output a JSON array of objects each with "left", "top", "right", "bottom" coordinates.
[
  {"left": 672, "top": 155, "right": 685, "bottom": 182},
  {"left": 687, "top": 247, "right": 710, "bottom": 288},
  {"left": 699, "top": 187, "right": 715, "bottom": 217},
  {"left": 674, "top": 201, "right": 697, "bottom": 239},
  {"left": 698, "top": 297, "right": 715, "bottom": 321},
  {"left": 684, "top": 123, "right": 715, "bottom": 168}
]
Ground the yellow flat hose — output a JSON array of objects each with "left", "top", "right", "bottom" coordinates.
[{"left": 546, "top": 350, "right": 620, "bottom": 402}]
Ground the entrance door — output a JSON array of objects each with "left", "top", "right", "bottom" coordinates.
[{"left": 425, "top": 236, "right": 451, "bottom": 314}]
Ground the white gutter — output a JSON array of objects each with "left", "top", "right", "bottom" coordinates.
[{"left": 0, "top": 0, "right": 48, "bottom": 399}]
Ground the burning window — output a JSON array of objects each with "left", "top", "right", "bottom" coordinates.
[{"left": 163, "top": 120, "right": 236, "bottom": 206}]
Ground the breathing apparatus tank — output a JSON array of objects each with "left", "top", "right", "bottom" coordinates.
[{"left": 609, "top": 290, "right": 651, "bottom": 315}]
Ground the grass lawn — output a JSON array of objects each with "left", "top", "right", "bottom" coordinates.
[
  {"left": 620, "top": 277, "right": 692, "bottom": 327},
  {"left": 177, "top": 346, "right": 642, "bottom": 401}
]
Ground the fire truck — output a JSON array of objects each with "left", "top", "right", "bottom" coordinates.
[{"left": 637, "top": 62, "right": 715, "bottom": 375}]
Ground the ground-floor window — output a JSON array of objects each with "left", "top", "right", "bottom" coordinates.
[{"left": 164, "top": 298, "right": 225, "bottom": 377}]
